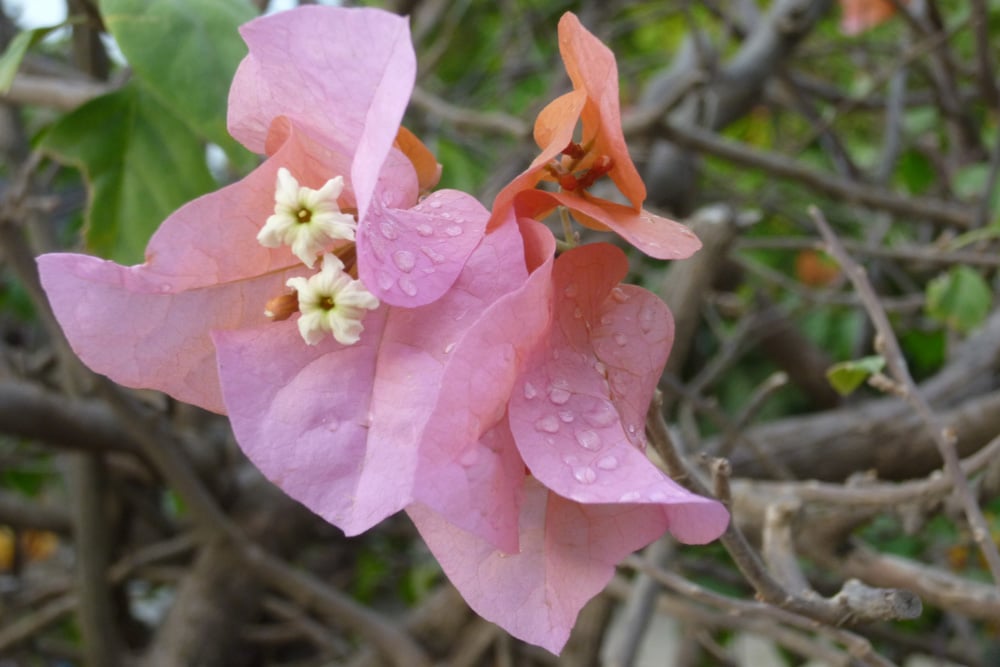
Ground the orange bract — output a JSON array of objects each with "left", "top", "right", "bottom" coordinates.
[
  {"left": 489, "top": 12, "right": 701, "bottom": 261},
  {"left": 395, "top": 126, "right": 442, "bottom": 193},
  {"left": 840, "top": 0, "right": 902, "bottom": 35}
]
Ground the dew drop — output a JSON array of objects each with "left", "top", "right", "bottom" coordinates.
[
  {"left": 523, "top": 382, "right": 538, "bottom": 399},
  {"left": 619, "top": 491, "right": 641, "bottom": 502},
  {"left": 379, "top": 222, "right": 398, "bottom": 240},
  {"left": 638, "top": 306, "right": 656, "bottom": 333},
  {"left": 563, "top": 283, "right": 578, "bottom": 298},
  {"left": 573, "top": 466, "right": 596, "bottom": 484},
  {"left": 558, "top": 410, "right": 575, "bottom": 423},
  {"left": 596, "top": 455, "right": 619, "bottom": 470},
  {"left": 535, "top": 416, "right": 560, "bottom": 433},
  {"left": 398, "top": 277, "right": 418, "bottom": 296},
  {"left": 376, "top": 271, "right": 394, "bottom": 290},
  {"left": 584, "top": 401, "right": 618, "bottom": 427},
  {"left": 600, "top": 314, "right": 613, "bottom": 326},
  {"left": 593, "top": 361, "right": 607, "bottom": 376},
  {"left": 562, "top": 454, "right": 580, "bottom": 465},
  {"left": 444, "top": 342, "right": 456, "bottom": 354},
  {"left": 575, "top": 429, "right": 601, "bottom": 451},
  {"left": 441, "top": 212, "right": 452, "bottom": 219},
  {"left": 421, "top": 246, "right": 445, "bottom": 264},
  {"left": 613, "top": 332, "right": 627, "bottom": 346},
  {"left": 158, "top": 283, "right": 172, "bottom": 293},
  {"left": 627, "top": 424, "right": 637, "bottom": 435},
  {"left": 610, "top": 287, "right": 630, "bottom": 303},
  {"left": 445, "top": 225, "right": 463, "bottom": 237},
  {"left": 416, "top": 224, "right": 434, "bottom": 237},
  {"left": 428, "top": 199, "right": 442, "bottom": 209},
  {"left": 548, "top": 387, "right": 571, "bottom": 405},
  {"left": 459, "top": 448, "right": 479, "bottom": 467},
  {"left": 573, "top": 306, "right": 583, "bottom": 319},
  {"left": 392, "top": 250, "right": 416, "bottom": 273},
  {"left": 649, "top": 490, "right": 668, "bottom": 502}
]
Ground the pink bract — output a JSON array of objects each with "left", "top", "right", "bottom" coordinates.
[
  {"left": 409, "top": 242, "right": 729, "bottom": 654},
  {"left": 37, "top": 6, "right": 487, "bottom": 413}
]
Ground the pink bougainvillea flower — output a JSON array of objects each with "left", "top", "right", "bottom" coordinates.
[
  {"left": 409, "top": 241, "right": 729, "bottom": 653},
  {"left": 839, "top": 0, "right": 904, "bottom": 34},
  {"left": 37, "top": 6, "right": 487, "bottom": 414},
  {"left": 213, "top": 215, "right": 556, "bottom": 543},
  {"left": 491, "top": 13, "right": 701, "bottom": 261}
]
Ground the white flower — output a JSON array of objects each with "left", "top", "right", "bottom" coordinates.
[
  {"left": 258, "top": 168, "right": 357, "bottom": 268},
  {"left": 286, "top": 254, "right": 380, "bottom": 345}
]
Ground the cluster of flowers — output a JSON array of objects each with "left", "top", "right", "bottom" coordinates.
[{"left": 38, "top": 7, "right": 728, "bottom": 653}]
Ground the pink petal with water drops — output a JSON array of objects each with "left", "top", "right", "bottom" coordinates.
[
  {"left": 408, "top": 475, "right": 673, "bottom": 655},
  {"left": 228, "top": 6, "right": 415, "bottom": 222},
  {"left": 508, "top": 243, "right": 729, "bottom": 545},
  {"left": 357, "top": 189, "right": 490, "bottom": 307},
  {"left": 407, "top": 218, "right": 556, "bottom": 551}
]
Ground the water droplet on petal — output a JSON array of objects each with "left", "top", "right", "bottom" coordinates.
[
  {"left": 442, "top": 212, "right": 452, "bottom": 219},
  {"left": 558, "top": 410, "right": 575, "bottom": 423},
  {"left": 158, "top": 283, "right": 172, "bottom": 293},
  {"left": 613, "top": 333, "right": 627, "bottom": 346},
  {"left": 564, "top": 283, "right": 578, "bottom": 298},
  {"left": 326, "top": 419, "right": 340, "bottom": 432},
  {"left": 398, "top": 277, "right": 418, "bottom": 296},
  {"left": 575, "top": 429, "right": 601, "bottom": 451},
  {"left": 600, "top": 314, "right": 613, "bottom": 325},
  {"left": 429, "top": 199, "right": 442, "bottom": 209},
  {"left": 444, "top": 342, "right": 456, "bottom": 354},
  {"left": 562, "top": 454, "right": 580, "bottom": 465},
  {"left": 421, "top": 246, "right": 445, "bottom": 264},
  {"left": 573, "top": 306, "right": 583, "bottom": 319},
  {"left": 416, "top": 224, "right": 434, "bottom": 237},
  {"left": 376, "top": 271, "right": 394, "bottom": 290},
  {"left": 548, "top": 387, "right": 571, "bottom": 405},
  {"left": 596, "top": 455, "right": 619, "bottom": 470},
  {"left": 573, "top": 466, "right": 596, "bottom": 484},
  {"left": 639, "top": 306, "right": 656, "bottom": 333},
  {"left": 649, "top": 490, "right": 668, "bottom": 502},
  {"left": 392, "top": 250, "right": 416, "bottom": 273},
  {"left": 627, "top": 424, "right": 637, "bottom": 435},
  {"left": 523, "top": 382, "right": 538, "bottom": 399},
  {"left": 593, "top": 361, "right": 607, "bottom": 376},
  {"left": 619, "top": 491, "right": 641, "bottom": 502},
  {"left": 445, "top": 225, "right": 463, "bottom": 237},
  {"left": 535, "top": 416, "right": 560, "bottom": 433},
  {"left": 585, "top": 401, "right": 618, "bottom": 427},
  {"left": 611, "top": 287, "right": 630, "bottom": 303},
  {"left": 379, "top": 222, "right": 398, "bottom": 240},
  {"left": 459, "top": 448, "right": 478, "bottom": 467}
]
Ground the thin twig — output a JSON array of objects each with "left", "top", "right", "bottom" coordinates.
[{"left": 809, "top": 206, "right": 1000, "bottom": 585}]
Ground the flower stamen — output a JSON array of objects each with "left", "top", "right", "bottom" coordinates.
[
  {"left": 285, "top": 254, "right": 380, "bottom": 346},
  {"left": 258, "top": 167, "right": 357, "bottom": 268}
]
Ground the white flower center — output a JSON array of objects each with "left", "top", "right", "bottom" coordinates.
[
  {"left": 258, "top": 168, "right": 357, "bottom": 268},
  {"left": 286, "top": 254, "right": 380, "bottom": 345}
]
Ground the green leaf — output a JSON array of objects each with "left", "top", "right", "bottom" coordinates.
[
  {"left": 926, "top": 266, "right": 992, "bottom": 333},
  {"left": 826, "top": 355, "right": 886, "bottom": 396},
  {"left": 99, "top": 0, "right": 257, "bottom": 171},
  {"left": 0, "top": 25, "right": 61, "bottom": 93},
  {"left": 40, "top": 83, "right": 216, "bottom": 263}
]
